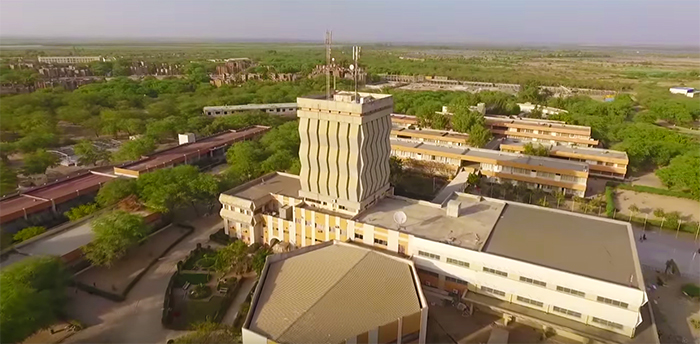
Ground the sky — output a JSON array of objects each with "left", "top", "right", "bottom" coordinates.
[{"left": 1, "top": 0, "right": 699, "bottom": 46}]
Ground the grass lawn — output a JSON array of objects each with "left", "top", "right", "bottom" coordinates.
[
  {"left": 183, "top": 296, "right": 226, "bottom": 326},
  {"left": 682, "top": 284, "right": 700, "bottom": 298}
]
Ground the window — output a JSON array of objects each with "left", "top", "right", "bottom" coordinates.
[
  {"left": 373, "top": 238, "right": 388, "bottom": 246},
  {"left": 480, "top": 286, "right": 506, "bottom": 297},
  {"left": 482, "top": 267, "right": 508, "bottom": 277},
  {"left": 591, "top": 317, "right": 624, "bottom": 330},
  {"left": 354, "top": 233, "right": 363, "bottom": 240},
  {"left": 418, "top": 251, "right": 440, "bottom": 260},
  {"left": 516, "top": 296, "right": 544, "bottom": 307},
  {"left": 446, "top": 257, "right": 469, "bottom": 268},
  {"left": 519, "top": 276, "right": 546, "bottom": 287},
  {"left": 416, "top": 268, "right": 439, "bottom": 278},
  {"left": 445, "top": 276, "right": 468, "bottom": 286},
  {"left": 552, "top": 306, "right": 581, "bottom": 318},
  {"left": 556, "top": 286, "right": 585, "bottom": 297},
  {"left": 597, "top": 296, "right": 629, "bottom": 309}
]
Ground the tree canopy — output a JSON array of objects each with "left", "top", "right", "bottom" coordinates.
[
  {"left": 112, "top": 137, "right": 156, "bottom": 162},
  {"left": 22, "top": 149, "right": 59, "bottom": 175},
  {"left": 136, "top": 165, "right": 219, "bottom": 213},
  {"left": 655, "top": 151, "right": 700, "bottom": 199},
  {"left": 467, "top": 124, "right": 493, "bottom": 148},
  {"left": 96, "top": 178, "right": 138, "bottom": 207},
  {"left": 0, "top": 256, "right": 69, "bottom": 343},
  {"left": 83, "top": 210, "right": 149, "bottom": 266},
  {"left": 74, "top": 140, "right": 111, "bottom": 166},
  {"left": 523, "top": 143, "right": 550, "bottom": 156}
]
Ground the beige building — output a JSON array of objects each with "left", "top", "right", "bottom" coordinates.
[
  {"left": 500, "top": 138, "right": 629, "bottom": 180},
  {"left": 220, "top": 93, "right": 657, "bottom": 344},
  {"left": 485, "top": 117, "right": 599, "bottom": 147},
  {"left": 38, "top": 56, "right": 105, "bottom": 64},
  {"left": 243, "top": 241, "right": 428, "bottom": 344},
  {"left": 297, "top": 92, "right": 393, "bottom": 215}
]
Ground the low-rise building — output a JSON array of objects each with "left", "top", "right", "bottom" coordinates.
[
  {"left": 517, "top": 102, "right": 567, "bottom": 117},
  {"left": 484, "top": 117, "right": 599, "bottom": 147},
  {"left": 38, "top": 56, "right": 106, "bottom": 64},
  {"left": 499, "top": 138, "right": 628, "bottom": 180},
  {"left": 390, "top": 139, "right": 589, "bottom": 196},
  {"left": 669, "top": 86, "right": 696, "bottom": 98},
  {"left": 203, "top": 103, "right": 298, "bottom": 117},
  {"left": 243, "top": 240, "right": 428, "bottom": 344}
]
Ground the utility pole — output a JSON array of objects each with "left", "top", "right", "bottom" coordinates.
[
  {"left": 352, "top": 46, "right": 361, "bottom": 101},
  {"left": 325, "top": 30, "right": 332, "bottom": 100}
]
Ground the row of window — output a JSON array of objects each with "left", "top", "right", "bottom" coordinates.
[
  {"left": 416, "top": 249, "right": 629, "bottom": 310},
  {"left": 445, "top": 276, "right": 468, "bottom": 286}
]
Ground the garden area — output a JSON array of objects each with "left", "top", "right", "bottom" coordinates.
[{"left": 162, "top": 240, "right": 272, "bottom": 330}]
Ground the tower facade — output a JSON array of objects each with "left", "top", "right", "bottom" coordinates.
[{"left": 297, "top": 92, "right": 393, "bottom": 215}]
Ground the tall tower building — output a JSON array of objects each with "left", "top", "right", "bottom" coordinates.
[{"left": 297, "top": 92, "right": 393, "bottom": 215}]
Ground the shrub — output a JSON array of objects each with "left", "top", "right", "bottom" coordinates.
[
  {"left": 13, "top": 226, "right": 46, "bottom": 243},
  {"left": 682, "top": 284, "right": 700, "bottom": 298},
  {"left": 188, "top": 284, "right": 212, "bottom": 300},
  {"left": 605, "top": 186, "right": 615, "bottom": 218},
  {"left": 64, "top": 202, "right": 100, "bottom": 221}
]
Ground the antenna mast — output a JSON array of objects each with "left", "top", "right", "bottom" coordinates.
[
  {"left": 352, "top": 45, "right": 361, "bottom": 102},
  {"left": 325, "top": 30, "right": 332, "bottom": 100}
]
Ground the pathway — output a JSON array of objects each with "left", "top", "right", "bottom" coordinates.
[
  {"left": 221, "top": 277, "right": 256, "bottom": 326},
  {"left": 64, "top": 213, "right": 224, "bottom": 344},
  {"left": 633, "top": 225, "right": 700, "bottom": 280}
]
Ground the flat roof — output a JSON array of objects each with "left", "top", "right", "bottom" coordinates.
[
  {"left": 121, "top": 126, "right": 268, "bottom": 172},
  {"left": 501, "top": 138, "right": 628, "bottom": 161},
  {"left": 203, "top": 103, "right": 297, "bottom": 111},
  {"left": 223, "top": 172, "right": 301, "bottom": 201},
  {"left": 15, "top": 220, "right": 93, "bottom": 257},
  {"left": 485, "top": 116, "right": 591, "bottom": 133},
  {"left": 248, "top": 241, "right": 421, "bottom": 344},
  {"left": 355, "top": 194, "right": 505, "bottom": 251},
  {"left": 0, "top": 195, "right": 51, "bottom": 223},
  {"left": 392, "top": 126, "right": 470, "bottom": 141},
  {"left": 26, "top": 173, "right": 115, "bottom": 200},
  {"left": 391, "top": 139, "right": 589, "bottom": 172},
  {"left": 483, "top": 203, "right": 640, "bottom": 288}
]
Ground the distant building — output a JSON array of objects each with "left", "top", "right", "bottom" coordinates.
[
  {"left": 38, "top": 56, "right": 106, "bottom": 64},
  {"left": 669, "top": 86, "right": 696, "bottom": 98},
  {"left": 517, "top": 102, "right": 567, "bottom": 117},
  {"left": 203, "top": 103, "right": 298, "bottom": 117}
]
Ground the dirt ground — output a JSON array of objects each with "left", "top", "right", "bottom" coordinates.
[
  {"left": 615, "top": 189, "right": 700, "bottom": 222},
  {"left": 630, "top": 171, "right": 666, "bottom": 189},
  {"left": 75, "top": 224, "right": 191, "bottom": 296},
  {"left": 21, "top": 322, "right": 78, "bottom": 344},
  {"left": 643, "top": 266, "right": 700, "bottom": 344}
]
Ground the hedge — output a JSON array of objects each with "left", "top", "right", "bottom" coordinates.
[
  {"left": 605, "top": 186, "right": 615, "bottom": 218},
  {"left": 175, "top": 272, "right": 211, "bottom": 287},
  {"left": 682, "top": 283, "right": 700, "bottom": 298},
  {"left": 607, "top": 181, "right": 699, "bottom": 201},
  {"left": 162, "top": 272, "right": 178, "bottom": 326}
]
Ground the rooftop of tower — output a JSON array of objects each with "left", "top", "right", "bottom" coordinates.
[{"left": 297, "top": 92, "right": 393, "bottom": 115}]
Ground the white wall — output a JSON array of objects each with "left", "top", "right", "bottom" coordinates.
[
  {"left": 242, "top": 328, "right": 269, "bottom": 344},
  {"left": 407, "top": 236, "right": 644, "bottom": 329}
]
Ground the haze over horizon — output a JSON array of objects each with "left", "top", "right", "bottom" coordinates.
[{"left": 1, "top": 0, "right": 699, "bottom": 47}]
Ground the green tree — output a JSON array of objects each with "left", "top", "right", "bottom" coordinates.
[
  {"left": 64, "top": 203, "right": 100, "bottom": 221},
  {"left": 213, "top": 240, "right": 248, "bottom": 274},
  {"left": 136, "top": 165, "right": 218, "bottom": 213},
  {"left": 467, "top": 173, "right": 480, "bottom": 186},
  {"left": 252, "top": 248, "right": 273, "bottom": 275},
  {"left": 523, "top": 143, "right": 550, "bottom": 156},
  {"left": 389, "top": 156, "right": 404, "bottom": 184},
  {"left": 83, "top": 210, "right": 149, "bottom": 266},
  {"left": 554, "top": 190, "right": 566, "bottom": 206},
  {"left": 22, "top": 149, "right": 59, "bottom": 175},
  {"left": 74, "top": 140, "right": 111, "bottom": 166},
  {"left": 113, "top": 137, "right": 156, "bottom": 162},
  {"left": 653, "top": 208, "right": 665, "bottom": 218},
  {"left": 467, "top": 124, "right": 493, "bottom": 148},
  {"left": 96, "top": 178, "right": 138, "bottom": 207},
  {"left": 13, "top": 226, "right": 46, "bottom": 243},
  {"left": 0, "top": 256, "right": 69, "bottom": 343},
  {"left": 656, "top": 151, "right": 700, "bottom": 199},
  {"left": 451, "top": 109, "right": 483, "bottom": 133},
  {"left": 0, "top": 160, "right": 18, "bottom": 196},
  {"left": 226, "top": 141, "right": 264, "bottom": 181}
]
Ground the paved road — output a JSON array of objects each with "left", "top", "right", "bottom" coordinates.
[
  {"left": 633, "top": 225, "right": 700, "bottom": 280},
  {"left": 65, "top": 214, "right": 224, "bottom": 344},
  {"left": 221, "top": 277, "right": 256, "bottom": 326}
]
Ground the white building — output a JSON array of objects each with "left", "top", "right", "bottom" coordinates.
[{"left": 669, "top": 87, "right": 696, "bottom": 98}]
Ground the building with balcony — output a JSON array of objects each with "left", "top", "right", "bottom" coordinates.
[
  {"left": 499, "top": 138, "right": 628, "bottom": 180},
  {"left": 390, "top": 139, "right": 589, "bottom": 197},
  {"left": 219, "top": 92, "right": 656, "bottom": 344},
  {"left": 243, "top": 241, "right": 428, "bottom": 344},
  {"left": 485, "top": 117, "right": 599, "bottom": 147}
]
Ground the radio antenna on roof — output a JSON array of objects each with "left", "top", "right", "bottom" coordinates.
[
  {"left": 325, "top": 30, "right": 333, "bottom": 100},
  {"left": 352, "top": 45, "right": 361, "bottom": 102}
]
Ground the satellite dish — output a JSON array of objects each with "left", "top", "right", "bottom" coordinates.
[
  {"left": 393, "top": 211, "right": 407, "bottom": 226},
  {"left": 349, "top": 64, "right": 355, "bottom": 71}
]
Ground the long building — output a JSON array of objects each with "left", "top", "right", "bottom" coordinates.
[
  {"left": 203, "top": 103, "right": 298, "bottom": 117},
  {"left": 485, "top": 116, "right": 599, "bottom": 147},
  {"left": 499, "top": 138, "right": 628, "bottom": 180},
  {"left": 38, "top": 56, "right": 105, "bottom": 64},
  {"left": 219, "top": 92, "right": 657, "bottom": 344},
  {"left": 244, "top": 241, "right": 428, "bottom": 344},
  {"left": 0, "top": 126, "right": 270, "bottom": 231},
  {"left": 390, "top": 139, "right": 589, "bottom": 196}
]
